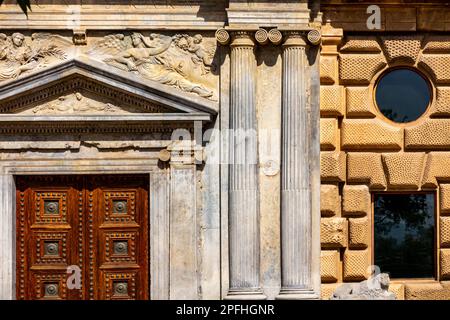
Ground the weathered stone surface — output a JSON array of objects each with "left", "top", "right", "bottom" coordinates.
[
  {"left": 321, "top": 250, "right": 340, "bottom": 283},
  {"left": 382, "top": 153, "right": 425, "bottom": 189},
  {"left": 321, "top": 184, "right": 340, "bottom": 217},
  {"left": 342, "top": 185, "right": 370, "bottom": 217},
  {"left": 343, "top": 249, "right": 369, "bottom": 281},
  {"left": 440, "top": 184, "right": 450, "bottom": 215},
  {"left": 429, "top": 87, "right": 450, "bottom": 117},
  {"left": 405, "top": 282, "right": 450, "bottom": 300},
  {"left": 347, "top": 153, "right": 386, "bottom": 189},
  {"left": 320, "top": 56, "right": 338, "bottom": 84},
  {"left": 340, "top": 36, "right": 381, "bottom": 53},
  {"left": 331, "top": 273, "right": 395, "bottom": 300},
  {"left": 349, "top": 217, "right": 370, "bottom": 249},
  {"left": 321, "top": 283, "right": 341, "bottom": 300},
  {"left": 320, "top": 85, "right": 345, "bottom": 116},
  {"left": 441, "top": 249, "right": 450, "bottom": 280},
  {"left": 320, "top": 118, "right": 338, "bottom": 151},
  {"left": 422, "top": 153, "right": 450, "bottom": 188},
  {"left": 423, "top": 36, "right": 450, "bottom": 53},
  {"left": 441, "top": 217, "right": 450, "bottom": 247},
  {"left": 321, "top": 217, "right": 348, "bottom": 248},
  {"left": 380, "top": 35, "right": 423, "bottom": 63},
  {"left": 346, "top": 87, "right": 375, "bottom": 118},
  {"left": 321, "top": 151, "right": 346, "bottom": 182},
  {"left": 339, "top": 54, "right": 387, "bottom": 85},
  {"left": 0, "top": 33, "right": 72, "bottom": 82},
  {"left": 419, "top": 54, "right": 450, "bottom": 84},
  {"left": 389, "top": 283, "right": 405, "bottom": 300},
  {"left": 405, "top": 120, "right": 450, "bottom": 149},
  {"left": 341, "top": 119, "right": 402, "bottom": 151}
]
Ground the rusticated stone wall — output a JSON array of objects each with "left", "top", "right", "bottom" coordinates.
[{"left": 319, "top": 20, "right": 450, "bottom": 299}]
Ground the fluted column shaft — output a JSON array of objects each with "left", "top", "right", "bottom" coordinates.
[
  {"left": 227, "top": 31, "right": 264, "bottom": 299},
  {"left": 278, "top": 32, "right": 318, "bottom": 299}
]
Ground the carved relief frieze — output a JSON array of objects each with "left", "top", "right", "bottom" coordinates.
[
  {"left": 87, "top": 32, "right": 218, "bottom": 100},
  {"left": 0, "top": 33, "right": 72, "bottom": 82}
]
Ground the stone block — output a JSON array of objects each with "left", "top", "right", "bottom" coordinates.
[
  {"left": 320, "top": 85, "right": 345, "bottom": 117},
  {"left": 321, "top": 283, "right": 341, "bottom": 300},
  {"left": 321, "top": 184, "right": 340, "bottom": 217},
  {"left": 346, "top": 87, "right": 375, "bottom": 118},
  {"left": 341, "top": 119, "right": 402, "bottom": 151},
  {"left": 342, "top": 185, "right": 370, "bottom": 217},
  {"left": 340, "top": 36, "right": 381, "bottom": 53},
  {"left": 405, "top": 120, "right": 450, "bottom": 150},
  {"left": 339, "top": 54, "right": 387, "bottom": 85},
  {"left": 441, "top": 217, "right": 450, "bottom": 247},
  {"left": 430, "top": 88, "right": 450, "bottom": 117},
  {"left": 348, "top": 217, "right": 370, "bottom": 249},
  {"left": 405, "top": 282, "right": 450, "bottom": 300},
  {"left": 320, "top": 56, "right": 338, "bottom": 85},
  {"left": 381, "top": 153, "right": 425, "bottom": 189},
  {"left": 388, "top": 283, "right": 405, "bottom": 300},
  {"left": 440, "top": 184, "right": 450, "bottom": 215},
  {"left": 321, "top": 217, "right": 348, "bottom": 248},
  {"left": 442, "top": 249, "right": 450, "bottom": 280},
  {"left": 321, "top": 151, "right": 346, "bottom": 182},
  {"left": 321, "top": 250, "right": 340, "bottom": 283},
  {"left": 320, "top": 118, "right": 338, "bottom": 151},
  {"left": 343, "top": 249, "right": 369, "bottom": 281},
  {"left": 419, "top": 54, "right": 450, "bottom": 84},
  {"left": 422, "top": 153, "right": 450, "bottom": 188},
  {"left": 380, "top": 35, "right": 423, "bottom": 64},
  {"left": 347, "top": 153, "right": 387, "bottom": 189},
  {"left": 423, "top": 36, "right": 450, "bottom": 53}
]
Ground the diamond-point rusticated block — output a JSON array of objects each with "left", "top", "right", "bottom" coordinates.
[
  {"left": 321, "top": 217, "right": 348, "bottom": 248},
  {"left": 347, "top": 153, "right": 387, "bottom": 189},
  {"left": 320, "top": 118, "right": 338, "bottom": 151},
  {"left": 349, "top": 217, "right": 370, "bottom": 249},
  {"left": 342, "top": 185, "right": 370, "bottom": 217},
  {"left": 321, "top": 250, "right": 340, "bottom": 283},
  {"left": 441, "top": 249, "right": 450, "bottom": 280},
  {"left": 343, "top": 249, "right": 369, "bottom": 281},
  {"left": 341, "top": 119, "right": 403, "bottom": 151},
  {"left": 320, "top": 85, "right": 345, "bottom": 116},
  {"left": 321, "top": 184, "right": 340, "bottom": 217},
  {"left": 321, "top": 151, "right": 346, "bottom": 182},
  {"left": 440, "top": 217, "right": 450, "bottom": 247},
  {"left": 440, "top": 184, "right": 450, "bottom": 215}
]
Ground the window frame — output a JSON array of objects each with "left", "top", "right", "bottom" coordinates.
[
  {"left": 372, "top": 66, "right": 434, "bottom": 127},
  {"left": 371, "top": 191, "right": 438, "bottom": 281}
]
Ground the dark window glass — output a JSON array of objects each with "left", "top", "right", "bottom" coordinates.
[
  {"left": 375, "top": 68, "right": 431, "bottom": 123},
  {"left": 374, "top": 193, "right": 435, "bottom": 279}
]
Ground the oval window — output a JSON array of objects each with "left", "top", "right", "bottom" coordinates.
[{"left": 375, "top": 68, "right": 431, "bottom": 123}]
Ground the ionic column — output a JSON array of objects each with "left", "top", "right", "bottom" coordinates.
[
  {"left": 278, "top": 31, "right": 320, "bottom": 299},
  {"left": 223, "top": 30, "right": 265, "bottom": 299}
]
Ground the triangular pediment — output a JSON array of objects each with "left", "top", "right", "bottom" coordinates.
[{"left": 0, "top": 58, "right": 217, "bottom": 121}]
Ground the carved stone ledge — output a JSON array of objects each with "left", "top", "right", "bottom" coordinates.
[
  {"left": 165, "top": 141, "right": 204, "bottom": 165},
  {"left": 72, "top": 30, "right": 87, "bottom": 46}
]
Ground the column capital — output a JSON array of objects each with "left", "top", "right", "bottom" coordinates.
[
  {"left": 230, "top": 30, "right": 255, "bottom": 47},
  {"left": 216, "top": 28, "right": 256, "bottom": 47},
  {"left": 282, "top": 31, "right": 307, "bottom": 47}
]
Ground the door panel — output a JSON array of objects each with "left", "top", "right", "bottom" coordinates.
[{"left": 16, "top": 175, "right": 149, "bottom": 300}]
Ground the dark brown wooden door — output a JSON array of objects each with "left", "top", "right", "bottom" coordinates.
[{"left": 16, "top": 175, "right": 149, "bottom": 300}]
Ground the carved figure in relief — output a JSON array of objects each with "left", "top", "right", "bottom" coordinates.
[
  {"left": 31, "top": 92, "right": 121, "bottom": 114},
  {"left": 0, "top": 33, "right": 70, "bottom": 81},
  {"left": 89, "top": 32, "right": 216, "bottom": 99}
]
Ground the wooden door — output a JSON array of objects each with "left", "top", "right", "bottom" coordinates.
[{"left": 16, "top": 175, "right": 149, "bottom": 300}]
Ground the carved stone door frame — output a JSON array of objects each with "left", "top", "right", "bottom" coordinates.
[{"left": 0, "top": 158, "right": 172, "bottom": 300}]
